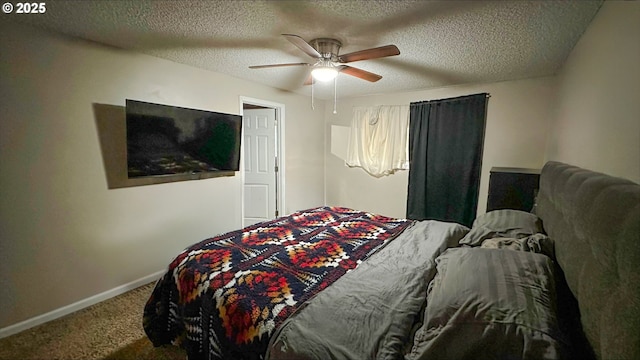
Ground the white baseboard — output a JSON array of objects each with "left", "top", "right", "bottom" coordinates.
[{"left": 0, "top": 269, "right": 165, "bottom": 339}]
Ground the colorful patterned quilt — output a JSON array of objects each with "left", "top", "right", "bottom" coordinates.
[{"left": 143, "top": 206, "right": 413, "bottom": 360}]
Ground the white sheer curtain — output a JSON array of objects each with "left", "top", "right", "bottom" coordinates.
[{"left": 346, "top": 105, "right": 409, "bottom": 177}]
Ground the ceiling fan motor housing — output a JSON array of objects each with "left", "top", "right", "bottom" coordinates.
[{"left": 310, "top": 38, "right": 342, "bottom": 61}]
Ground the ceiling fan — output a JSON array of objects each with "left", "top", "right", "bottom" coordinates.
[{"left": 249, "top": 34, "right": 400, "bottom": 84}]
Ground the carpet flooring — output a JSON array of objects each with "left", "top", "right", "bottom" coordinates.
[{"left": 0, "top": 283, "right": 185, "bottom": 360}]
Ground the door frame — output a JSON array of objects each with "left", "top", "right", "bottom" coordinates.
[{"left": 239, "top": 96, "right": 285, "bottom": 224}]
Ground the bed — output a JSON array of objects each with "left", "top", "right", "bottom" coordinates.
[{"left": 143, "top": 161, "right": 640, "bottom": 360}]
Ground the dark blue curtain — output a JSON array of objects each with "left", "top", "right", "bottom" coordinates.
[{"left": 406, "top": 93, "right": 488, "bottom": 227}]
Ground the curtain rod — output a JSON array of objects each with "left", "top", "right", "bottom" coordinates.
[
  {"left": 353, "top": 104, "right": 409, "bottom": 107},
  {"left": 410, "top": 92, "right": 490, "bottom": 106}
]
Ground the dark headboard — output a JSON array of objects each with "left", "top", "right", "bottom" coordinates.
[{"left": 537, "top": 161, "right": 640, "bottom": 360}]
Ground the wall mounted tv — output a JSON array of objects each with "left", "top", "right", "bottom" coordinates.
[{"left": 126, "top": 99, "right": 242, "bottom": 179}]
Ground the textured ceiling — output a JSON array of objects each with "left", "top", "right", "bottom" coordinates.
[{"left": 8, "top": 0, "right": 603, "bottom": 100}]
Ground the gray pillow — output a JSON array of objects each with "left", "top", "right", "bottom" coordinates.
[
  {"left": 408, "top": 248, "right": 566, "bottom": 359},
  {"left": 459, "top": 209, "right": 544, "bottom": 246},
  {"left": 480, "top": 233, "right": 555, "bottom": 259}
]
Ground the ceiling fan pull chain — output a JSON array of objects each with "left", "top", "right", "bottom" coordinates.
[
  {"left": 333, "top": 75, "right": 337, "bottom": 114},
  {"left": 311, "top": 79, "right": 315, "bottom": 110}
]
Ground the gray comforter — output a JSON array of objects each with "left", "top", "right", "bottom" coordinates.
[{"left": 266, "top": 220, "right": 469, "bottom": 360}]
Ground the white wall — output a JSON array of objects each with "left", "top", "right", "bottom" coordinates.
[
  {"left": 0, "top": 22, "right": 325, "bottom": 330},
  {"left": 546, "top": 1, "right": 640, "bottom": 183},
  {"left": 325, "top": 77, "right": 556, "bottom": 219}
]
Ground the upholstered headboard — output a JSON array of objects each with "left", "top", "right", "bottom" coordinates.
[{"left": 536, "top": 161, "right": 640, "bottom": 360}]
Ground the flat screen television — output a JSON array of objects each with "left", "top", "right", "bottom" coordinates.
[{"left": 126, "top": 99, "right": 242, "bottom": 178}]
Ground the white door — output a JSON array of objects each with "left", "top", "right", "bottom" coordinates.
[{"left": 243, "top": 108, "right": 277, "bottom": 227}]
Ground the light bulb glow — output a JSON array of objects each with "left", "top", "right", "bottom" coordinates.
[{"left": 311, "top": 67, "right": 338, "bottom": 82}]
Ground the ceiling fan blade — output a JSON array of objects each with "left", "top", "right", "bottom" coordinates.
[
  {"left": 338, "top": 45, "right": 400, "bottom": 63},
  {"left": 249, "top": 63, "right": 309, "bottom": 69},
  {"left": 338, "top": 65, "right": 383, "bottom": 82},
  {"left": 282, "top": 34, "right": 322, "bottom": 59},
  {"left": 303, "top": 74, "right": 315, "bottom": 86}
]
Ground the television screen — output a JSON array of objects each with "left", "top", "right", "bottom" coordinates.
[{"left": 126, "top": 99, "right": 242, "bottom": 178}]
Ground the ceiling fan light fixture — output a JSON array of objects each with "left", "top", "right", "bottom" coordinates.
[{"left": 311, "top": 67, "right": 338, "bottom": 82}]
